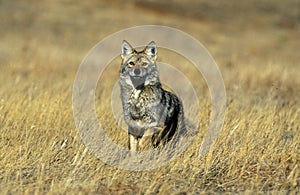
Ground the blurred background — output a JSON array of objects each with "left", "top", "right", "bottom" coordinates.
[{"left": 1, "top": 0, "right": 299, "bottom": 67}]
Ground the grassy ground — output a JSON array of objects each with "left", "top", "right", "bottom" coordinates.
[{"left": 0, "top": 0, "right": 299, "bottom": 194}]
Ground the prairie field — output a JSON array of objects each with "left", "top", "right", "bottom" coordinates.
[{"left": 0, "top": 0, "right": 299, "bottom": 194}]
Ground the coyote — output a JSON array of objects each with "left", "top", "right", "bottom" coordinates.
[{"left": 119, "top": 40, "right": 185, "bottom": 151}]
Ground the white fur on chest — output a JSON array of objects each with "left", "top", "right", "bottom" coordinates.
[{"left": 133, "top": 89, "right": 141, "bottom": 99}]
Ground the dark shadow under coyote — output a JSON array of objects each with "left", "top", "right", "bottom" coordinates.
[{"left": 119, "top": 40, "right": 185, "bottom": 151}]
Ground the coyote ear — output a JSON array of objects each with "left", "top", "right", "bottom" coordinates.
[
  {"left": 121, "top": 40, "right": 134, "bottom": 58},
  {"left": 145, "top": 41, "right": 157, "bottom": 59}
]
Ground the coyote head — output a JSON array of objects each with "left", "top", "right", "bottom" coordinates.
[{"left": 120, "top": 40, "right": 159, "bottom": 90}]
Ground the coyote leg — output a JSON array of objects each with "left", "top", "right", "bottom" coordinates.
[{"left": 128, "top": 134, "right": 139, "bottom": 151}]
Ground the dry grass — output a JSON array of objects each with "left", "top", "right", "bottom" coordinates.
[{"left": 0, "top": 0, "right": 299, "bottom": 194}]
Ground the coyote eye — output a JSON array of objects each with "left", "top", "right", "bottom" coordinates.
[
  {"left": 128, "top": 61, "right": 135, "bottom": 66},
  {"left": 142, "top": 62, "right": 148, "bottom": 66}
]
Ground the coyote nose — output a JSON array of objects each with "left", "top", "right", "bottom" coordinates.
[{"left": 134, "top": 69, "right": 140, "bottom": 75}]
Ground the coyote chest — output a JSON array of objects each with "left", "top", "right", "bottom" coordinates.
[{"left": 128, "top": 85, "right": 162, "bottom": 123}]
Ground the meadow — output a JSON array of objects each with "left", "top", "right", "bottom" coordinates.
[{"left": 0, "top": 0, "right": 299, "bottom": 194}]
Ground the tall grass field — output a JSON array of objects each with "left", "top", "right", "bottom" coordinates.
[{"left": 0, "top": 0, "right": 299, "bottom": 194}]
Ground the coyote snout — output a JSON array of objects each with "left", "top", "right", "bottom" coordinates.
[
  {"left": 129, "top": 64, "right": 146, "bottom": 77},
  {"left": 119, "top": 40, "right": 185, "bottom": 151}
]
